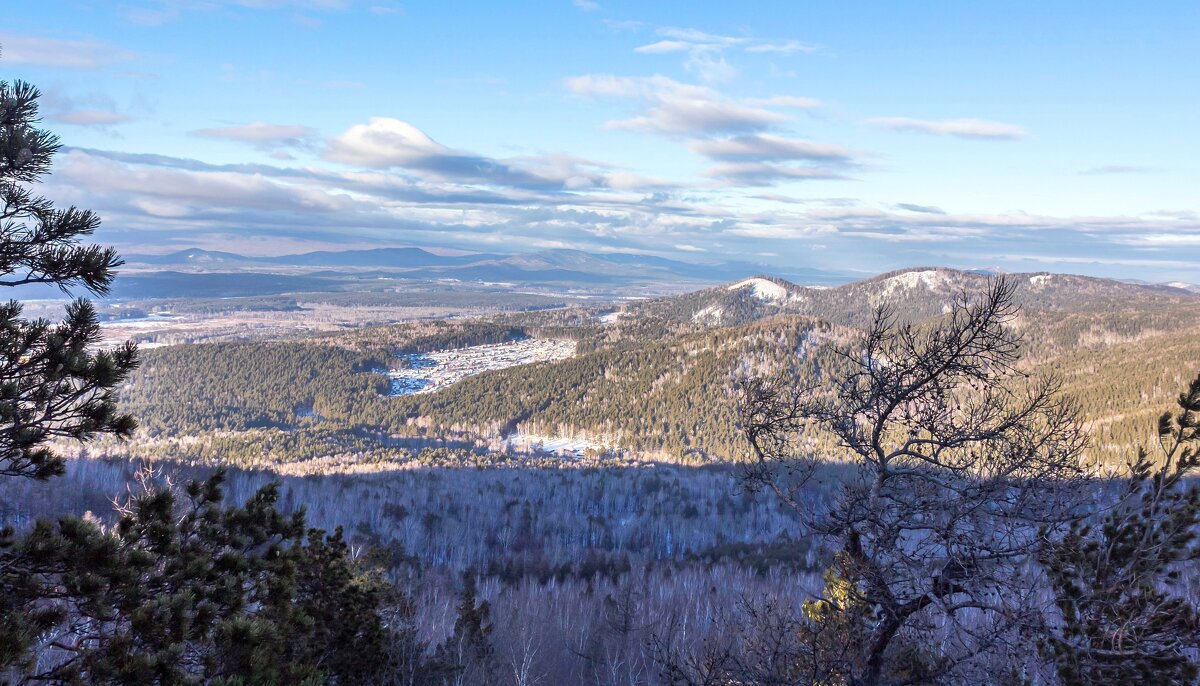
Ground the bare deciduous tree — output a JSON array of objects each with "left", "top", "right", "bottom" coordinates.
[{"left": 739, "top": 277, "right": 1090, "bottom": 684}]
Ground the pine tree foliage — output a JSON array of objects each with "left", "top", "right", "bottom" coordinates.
[
  {"left": 432, "top": 569, "right": 497, "bottom": 684},
  {"left": 0, "top": 75, "right": 138, "bottom": 480},
  {"left": 0, "top": 77, "right": 411, "bottom": 676},
  {"left": 1040, "top": 373, "right": 1200, "bottom": 685},
  {"left": 0, "top": 469, "right": 399, "bottom": 685}
]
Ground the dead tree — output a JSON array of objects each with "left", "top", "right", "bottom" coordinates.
[{"left": 739, "top": 277, "right": 1089, "bottom": 685}]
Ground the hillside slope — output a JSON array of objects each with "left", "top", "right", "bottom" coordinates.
[
  {"left": 623, "top": 267, "right": 1197, "bottom": 329},
  {"left": 101, "top": 267, "right": 1200, "bottom": 470}
]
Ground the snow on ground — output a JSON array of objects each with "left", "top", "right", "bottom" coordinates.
[
  {"left": 387, "top": 338, "right": 575, "bottom": 396},
  {"left": 505, "top": 433, "right": 605, "bottom": 458},
  {"left": 1167, "top": 282, "right": 1200, "bottom": 293},
  {"left": 1029, "top": 274, "right": 1055, "bottom": 288},
  {"left": 727, "top": 277, "right": 789, "bottom": 302},
  {"left": 100, "top": 313, "right": 184, "bottom": 328},
  {"left": 599, "top": 311, "right": 623, "bottom": 324},
  {"left": 692, "top": 304, "right": 724, "bottom": 323},
  {"left": 879, "top": 270, "right": 952, "bottom": 297}
]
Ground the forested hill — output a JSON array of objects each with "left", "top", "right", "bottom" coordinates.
[
  {"left": 109, "top": 316, "right": 852, "bottom": 468},
  {"left": 622, "top": 268, "right": 1198, "bottom": 328},
  {"left": 96, "top": 268, "right": 1200, "bottom": 472}
]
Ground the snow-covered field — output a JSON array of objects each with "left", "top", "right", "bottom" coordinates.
[
  {"left": 504, "top": 433, "right": 605, "bottom": 458},
  {"left": 727, "top": 277, "right": 789, "bottom": 302},
  {"left": 878, "top": 269, "right": 952, "bottom": 297},
  {"left": 387, "top": 338, "right": 575, "bottom": 396}
]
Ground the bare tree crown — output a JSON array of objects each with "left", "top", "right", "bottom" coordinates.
[{"left": 738, "top": 277, "right": 1091, "bottom": 684}]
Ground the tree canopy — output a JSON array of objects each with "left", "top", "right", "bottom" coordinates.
[{"left": 0, "top": 76, "right": 138, "bottom": 480}]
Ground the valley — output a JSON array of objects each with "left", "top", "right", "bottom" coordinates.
[
  {"left": 69, "top": 265, "right": 1200, "bottom": 473},
  {"left": 8, "top": 11, "right": 1197, "bottom": 681},
  {"left": 14, "top": 262, "right": 1200, "bottom": 684}
]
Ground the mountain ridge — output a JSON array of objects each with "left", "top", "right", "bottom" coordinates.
[
  {"left": 122, "top": 246, "right": 849, "bottom": 286},
  {"left": 621, "top": 266, "right": 1200, "bottom": 329}
]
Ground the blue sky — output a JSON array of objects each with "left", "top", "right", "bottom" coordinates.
[{"left": 4, "top": 0, "right": 1199, "bottom": 280}]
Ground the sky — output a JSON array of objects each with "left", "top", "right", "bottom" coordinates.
[{"left": 3, "top": 0, "right": 1199, "bottom": 281}]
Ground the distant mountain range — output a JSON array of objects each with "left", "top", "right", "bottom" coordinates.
[
  {"left": 126, "top": 247, "right": 494, "bottom": 269},
  {"left": 123, "top": 247, "right": 848, "bottom": 287},
  {"left": 622, "top": 267, "right": 1200, "bottom": 329}
]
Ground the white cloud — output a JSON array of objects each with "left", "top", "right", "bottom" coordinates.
[
  {"left": 566, "top": 78, "right": 852, "bottom": 186},
  {"left": 193, "top": 122, "right": 318, "bottom": 151},
  {"left": 323, "top": 117, "right": 680, "bottom": 194},
  {"left": 870, "top": 117, "right": 1026, "bottom": 140},
  {"left": 631, "top": 28, "right": 816, "bottom": 83},
  {"left": 684, "top": 51, "right": 736, "bottom": 83},
  {"left": 40, "top": 88, "right": 135, "bottom": 128},
  {"left": 57, "top": 149, "right": 356, "bottom": 215},
  {"left": 728, "top": 221, "right": 837, "bottom": 239},
  {"left": 689, "top": 134, "right": 858, "bottom": 187},
  {"left": 634, "top": 28, "right": 745, "bottom": 84},
  {"left": 368, "top": 4, "right": 404, "bottom": 15},
  {"left": 0, "top": 33, "right": 138, "bottom": 69},
  {"left": 634, "top": 40, "right": 692, "bottom": 54},
  {"left": 1117, "top": 234, "right": 1200, "bottom": 246},
  {"left": 704, "top": 162, "right": 847, "bottom": 186},
  {"left": 122, "top": 0, "right": 350, "bottom": 25},
  {"left": 610, "top": 99, "right": 781, "bottom": 135},
  {"left": 752, "top": 95, "right": 822, "bottom": 109},
  {"left": 572, "top": 0, "right": 600, "bottom": 11},
  {"left": 55, "top": 111, "right": 134, "bottom": 126},
  {"left": 601, "top": 18, "right": 642, "bottom": 31},
  {"left": 563, "top": 74, "right": 653, "bottom": 97},
  {"left": 657, "top": 27, "right": 744, "bottom": 46},
  {"left": 689, "top": 134, "right": 854, "bottom": 163},
  {"left": 47, "top": 144, "right": 1200, "bottom": 279},
  {"left": 745, "top": 40, "right": 817, "bottom": 54},
  {"left": 604, "top": 171, "right": 676, "bottom": 190},
  {"left": 324, "top": 117, "right": 454, "bottom": 167},
  {"left": 895, "top": 203, "right": 946, "bottom": 215},
  {"left": 564, "top": 75, "right": 787, "bottom": 135},
  {"left": 841, "top": 228, "right": 985, "bottom": 243}
]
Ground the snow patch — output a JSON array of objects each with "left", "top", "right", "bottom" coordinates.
[
  {"left": 692, "top": 304, "right": 724, "bottom": 323},
  {"left": 879, "top": 270, "right": 951, "bottom": 297},
  {"left": 1029, "top": 274, "right": 1055, "bottom": 288},
  {"left": 505, "top": 433, "right": 605, "bottom": 458},
  {"left": 727, "top": 277, "right": 789, "bottom": 302}
]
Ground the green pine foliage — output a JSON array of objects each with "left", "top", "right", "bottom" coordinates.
[
  {"left": 0, "top": 71, "right": 416, "bottom": 685},
  {"left": 0, "top": 78, "right": 139, "bottom": 479},
  {"left": 1, "top": 470, "right": 403, "bottom": 684},
  {"left": 1040, "top": 373, "right": 1200, "bottom": 685},
  {"left": 105, "top": 316, "right": 850, "bottom": 468},
  {"left": 432, "top": 569, "right": 497, "bottom": 684}
]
